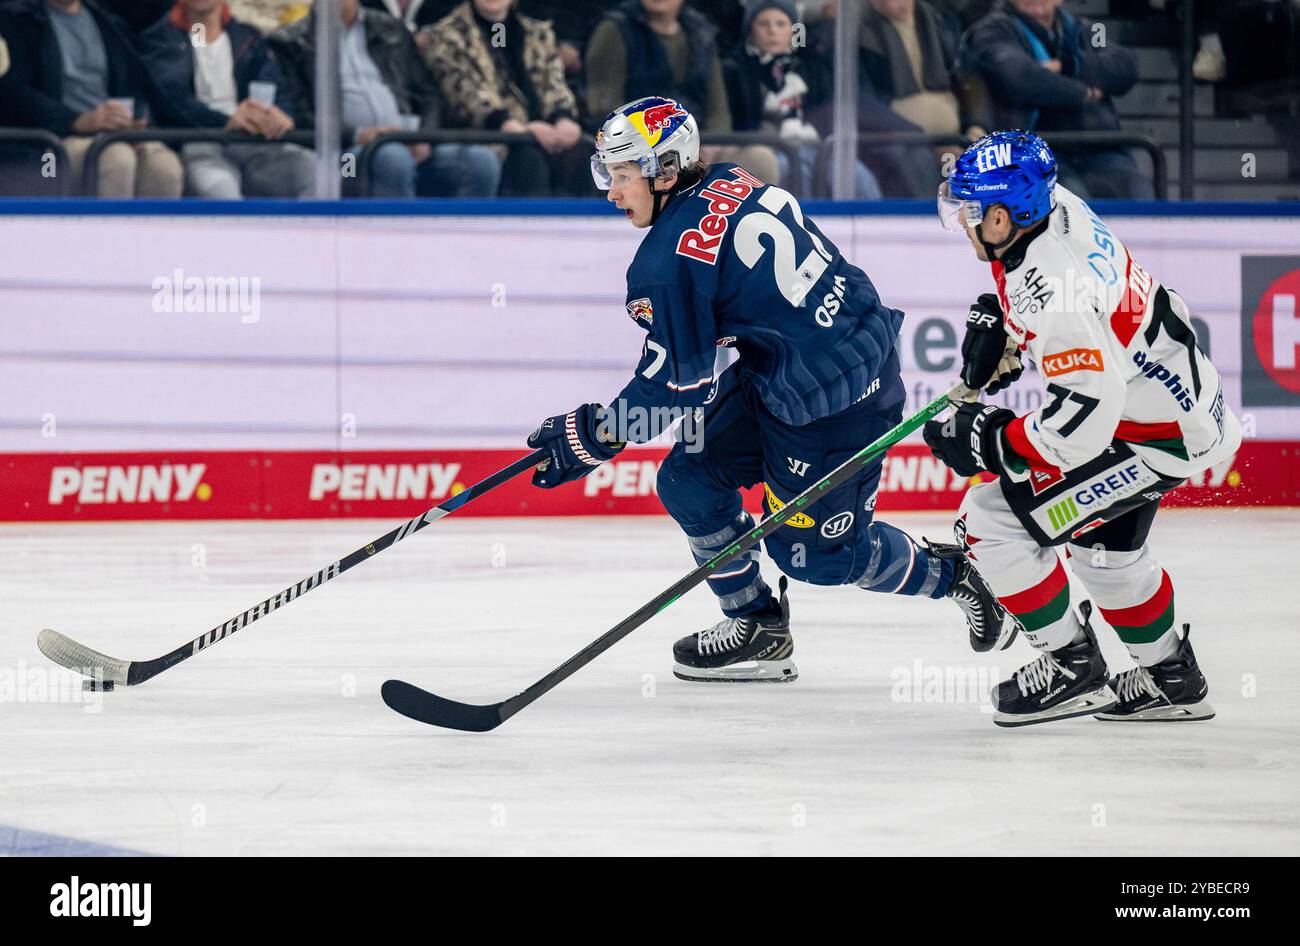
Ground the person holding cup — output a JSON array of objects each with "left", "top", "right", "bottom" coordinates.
[
  {"left": 140, "top": 0, "right": 314, "bottom": 198},
  {"left": 0, "top": 0, "right": 182, "bottom": 197}
]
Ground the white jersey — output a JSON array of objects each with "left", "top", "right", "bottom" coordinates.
[{"left": 989, "top": 185, "right": 1241, "bottom": 482}]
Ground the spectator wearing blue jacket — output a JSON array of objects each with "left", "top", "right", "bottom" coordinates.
[
  {"left": 961, "top": 0, "right": 1152, "bottom": 199},
  {"left": 141, "top": 0, "right": 314, "bottom": 197}
]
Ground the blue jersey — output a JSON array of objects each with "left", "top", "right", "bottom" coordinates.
[{"left": 615, "top": 163, "right": 904, "bottom": 431}]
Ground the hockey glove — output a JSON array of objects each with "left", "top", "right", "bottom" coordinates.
[
  {"left": 923, "top": 402, "right": 1015, "bottom": 478},
  {"left": 527, "top": 403, "right": 624, "bottom": 489},
  {"left": 960, "top": 293, "right": 1023, "bottom": 396}
]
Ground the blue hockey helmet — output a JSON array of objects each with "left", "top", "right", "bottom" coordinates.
[{"left": 938, "top": 130, "right": 1057, "bottom": 234}]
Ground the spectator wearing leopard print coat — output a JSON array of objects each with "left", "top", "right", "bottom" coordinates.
[{"left": 419, "top": 0, "right": 593, "bottom": 196}]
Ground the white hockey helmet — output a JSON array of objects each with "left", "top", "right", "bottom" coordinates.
[{"left": 590, "top": 96, "right": 701, "bottom": 190}]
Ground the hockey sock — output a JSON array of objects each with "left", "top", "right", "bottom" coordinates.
[
  {"left": 997, "top": 556, "right": 1077, "bottom": 651},
  {"left": 683, "top": 511, "right": 774, "bottom": 618},
  {"left": 854, "top": 521, "right": 954, "bottom": 598},
  {"left": 1068, "top": 545, "right": 1180, "bottom": 665}
]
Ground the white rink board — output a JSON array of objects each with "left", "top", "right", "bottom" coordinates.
[
  {"left": 1, "top": 212, "right": 1298, "bottom": 453},
  {"left": 1, "top": 509, "right": 1297, "bottom": 856}
]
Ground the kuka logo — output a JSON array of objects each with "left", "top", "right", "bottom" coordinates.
[
  {"left": 1252, "top": 268, "right": 1300, "bottom": 394},
  {"left": 49, "top": 464, "right": 209, "bottom": 505},
  {"left": 1042, "top": 347, "right": 1104, "bottom": 377}
]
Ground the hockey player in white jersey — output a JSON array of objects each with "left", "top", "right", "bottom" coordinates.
[{"left": 924, "top": 130, "right": 1241, "bottom": 727}]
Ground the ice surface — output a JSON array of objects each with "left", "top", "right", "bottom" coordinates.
[{"left": 2, "top": 509, "right": 1297, "bottom": 856}]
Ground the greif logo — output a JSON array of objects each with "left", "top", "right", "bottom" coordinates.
[
  {"left": 1045, "top": 496, "right": 1079, "bottom": 531},
  {"left": 50, "top": 876, "right": 151, "bottom": 926}
]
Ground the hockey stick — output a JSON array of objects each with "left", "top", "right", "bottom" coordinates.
[
  {"left": 37, "top": 449, "right": 547, "bottom": 690},
  {"left": 382, "top": 386, "right": 967, "bottom": 731}
]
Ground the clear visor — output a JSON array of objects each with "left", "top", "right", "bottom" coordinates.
[
  {"left": 937, "top": 181, "right": 984, "bottom": 233},
  {"left": 591, "top": 153, "right": 660, "bottom": 191}
]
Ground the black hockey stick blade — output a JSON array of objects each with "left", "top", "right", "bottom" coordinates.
[
  {"left": 381, "top": 680, "right": 504, "bottom": 732},
  {"left": 382, "top": 387, "right": 967, "bottom": 732},
  {"left": 39, "top": 450, "right": 545, "bottom": 689}
]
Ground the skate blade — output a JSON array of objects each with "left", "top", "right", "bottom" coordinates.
[
  {"left": 1094, "top": 698, "right": 1215, "bottom": 722},
  {"left": 673, "top": 658, "right": 798, "bottom": 683},
  {"left": 994, "top": 686, "right": 1117, "bottom": 728}
]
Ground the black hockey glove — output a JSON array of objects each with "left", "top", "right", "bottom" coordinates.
[
  {"left": 527, "top": 403, "right": 624, "bottom": 489},
  {"left": 961, "top": 293, "right": 1023, "bottom": 395},
  {"left": 923, "top": 402, "right": 1015, "bottom": 478}
]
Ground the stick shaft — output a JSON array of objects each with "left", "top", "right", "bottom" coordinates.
[
  {"left": 498, "top": 393, "right": 954, "bottom": 723},
  {"left": 41, "top": 450, "right": 545, "bottom": 686}
]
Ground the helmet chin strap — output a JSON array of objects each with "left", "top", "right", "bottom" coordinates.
[{"left": 975, "top": 219, "right": 1019, "bottom": 261}]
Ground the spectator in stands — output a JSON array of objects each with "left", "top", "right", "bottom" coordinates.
[
  {"left": 857, "top": 0, "right": 984, "bottom": 195},
  {"left": 0, "top": 15, "right": 37, "bottom": 195},
  {"left": 961, "top": 0, "right": 1153, "bottom": 199},
  {"left": 420, "top": 0, "right": 591, "bottom": 197},
  {"left": 98, "top": 0, "right": 171, "bottom": 34},
  {"left": 792, "top": 7, "right": 938, "bottom": 197},
  {"left": 0, "top": 0, "right": 183, "bottom": 197},
  {"left": 228, "top": 0, "right": 308, "bottom": 35},
  {"left": 585, "top": 0, "right": 780, "bottom": 186},
  {"left": 690, "top": 0, "right": 745, "bottom": 60},
  {"left": 362, "top": 0, "right": 453, "bottom": 33},
  {"left": 520, "top": 0, "right": 617, "bottom": 113},
  {"left": 140, "top": 0, "right": 314, "bottom": 198},
  {"left": 928, "top": 0, "right": 996, "bottom": 30},
  {"left": 725, "top": 0, "right": 881, "bottom": 197},
  {"left": 270, "top": 0, "right": 500, "bottom": 197}
]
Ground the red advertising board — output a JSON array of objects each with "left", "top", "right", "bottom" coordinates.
[{"left": 2, "top": 442, "right": 1294, "bottom": 522}]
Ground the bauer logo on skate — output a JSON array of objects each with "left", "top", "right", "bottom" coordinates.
[{"left": 48, "top": 464, "right": 208, "bottom": 505}]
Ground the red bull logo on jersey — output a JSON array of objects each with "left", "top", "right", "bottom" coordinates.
[
  {"left": 629, "top": 99, "right": 687, "bottom": 145},
  {"left": 675, "top": 166, "right": 765, "bottom": 265}
]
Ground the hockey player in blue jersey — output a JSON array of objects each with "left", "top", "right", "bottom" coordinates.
[{"left": 526, "top": 96, "right": 1014, "bottom": 682}]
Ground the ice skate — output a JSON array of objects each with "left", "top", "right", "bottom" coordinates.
[{"left": 673, "top": 578, "right": 797, "bottom": 683}]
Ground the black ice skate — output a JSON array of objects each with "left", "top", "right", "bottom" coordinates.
[
  {"left": 925, "top": 541, "right": 1018, "bottom": 653},
  {"left": 673, "top": 577, "right": 797, "bottom": 683},
  {"left": 1094, "top": 623, "right": 1214, "bottom": 722},
  {"left": 993, "top": 601, "right": 1117, "bottom": 727}
]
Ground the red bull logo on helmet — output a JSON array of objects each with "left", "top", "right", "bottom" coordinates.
[{"left": 630, "top": 99, "right": 687, "bottom": 145}]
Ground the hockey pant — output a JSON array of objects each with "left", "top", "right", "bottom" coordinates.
[{"left": 656, "top": 364, "right": 954, "bottom": 618}]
